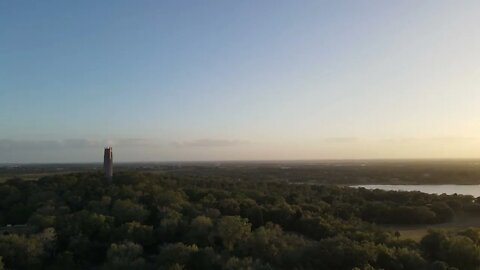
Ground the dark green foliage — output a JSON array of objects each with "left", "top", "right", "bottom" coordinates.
[
  {"left": 421, "top": 230, "right": 480, "bottom": 270},
  {"left": 104, "top": 241, "right": 146, "bottom": 269},
  {"left": 0, "top": 172, "right": 479, "bottom": 269}
]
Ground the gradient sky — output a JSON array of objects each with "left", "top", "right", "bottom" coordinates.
[{"left": 2, "top": 1, "right": 480, "bottom": 162}]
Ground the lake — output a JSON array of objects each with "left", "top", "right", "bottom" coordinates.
[{"left": 352, "top": 184, "right": 480, "bottom": 197}]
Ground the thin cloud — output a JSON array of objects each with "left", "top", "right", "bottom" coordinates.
[
  {"left": 110, "top": 138, "right": 156, "bottom": 147},
  {"left": 0, "top": 138, "right": 156, "bottom": 151},
  {"left": 383, "top": 137, "right": 480, "bottom": 144},
  {"left": 323, "top": 137, "right": 358, "bottom": 144},
  {"left": 0, "top": 139, "right": 66, "bottom": 151},
  {"left": 172, "top": 139, "right": 250, "bottom": 148}
]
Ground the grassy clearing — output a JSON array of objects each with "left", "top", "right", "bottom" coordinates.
[{"left": 385, "top": 213, "right": 480, "bottom": 241}]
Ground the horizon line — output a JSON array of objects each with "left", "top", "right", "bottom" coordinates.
[{"left": 3, "top": 157, "right": 480, "bottom": 165}]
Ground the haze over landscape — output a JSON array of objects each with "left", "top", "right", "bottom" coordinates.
[
  {"left": 2, "top": 0, "right": 480, "bottom": 162},
  {"left": 4, "top": 2, "right": 480, "bottom": 270}
]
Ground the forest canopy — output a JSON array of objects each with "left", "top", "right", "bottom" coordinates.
[{"left": 0, "top": 172, "right": 479, "bottom": 269}]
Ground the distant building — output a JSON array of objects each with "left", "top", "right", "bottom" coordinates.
[{"left": 104, "top": 147, "right": 113, "bottom": 180}]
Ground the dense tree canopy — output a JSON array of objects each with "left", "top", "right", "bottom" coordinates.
[{"left": 0, "top": 172, "right": 479, "bottom": 269}]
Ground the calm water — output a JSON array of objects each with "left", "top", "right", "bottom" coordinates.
[{"left": 352, "top": 185, "right": 480, "bottom": 197}]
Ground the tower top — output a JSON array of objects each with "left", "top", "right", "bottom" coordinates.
[{"left": 104, "top": 147, "right": 113, "bottom": 180}]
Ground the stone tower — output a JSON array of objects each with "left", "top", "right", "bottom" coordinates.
[{"left": 104, "top": 147, "right": 113, "bottom": 180}]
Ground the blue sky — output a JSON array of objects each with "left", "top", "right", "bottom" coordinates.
[{"left": 1, "top": 1, "right": 480, "bottom": 162}]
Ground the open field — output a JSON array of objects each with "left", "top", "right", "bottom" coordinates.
[{"left": 385, "top": 214, "right": 480, "bottom": 241}]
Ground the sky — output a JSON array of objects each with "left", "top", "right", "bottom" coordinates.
[{"left": 1, "top": 0, "right": 480, "bottom": 162}]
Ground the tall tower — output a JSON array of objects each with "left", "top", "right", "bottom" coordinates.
[{"left": 104, "top": 147, "right": 113, "bottom": 180}]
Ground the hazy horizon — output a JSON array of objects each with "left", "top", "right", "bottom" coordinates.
[
  {"left": 6, "top": 157, "right": 480, "bottom": 166},
  {"left": 2, "top": 1, "right": 480, "bottom": 162}
]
